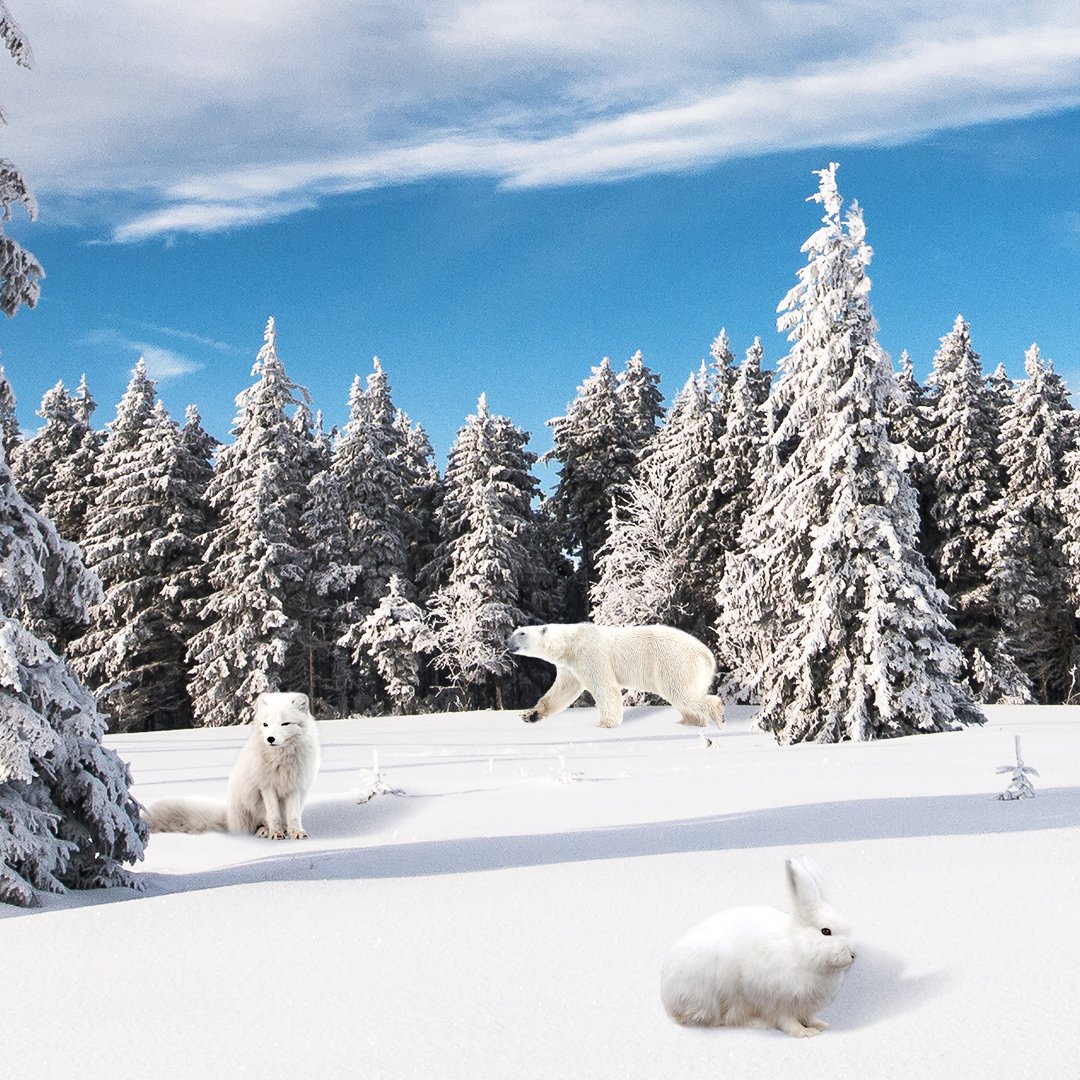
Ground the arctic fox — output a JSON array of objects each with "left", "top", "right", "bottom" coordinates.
[{"left": 146, "top": 692, "right": 321, "bottom": 839}]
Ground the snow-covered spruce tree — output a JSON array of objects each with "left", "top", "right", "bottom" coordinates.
[
  {"left": 72, "top": 398, "right": 212, "bottom": 731},
  {"left": 709, "top": 339, "right": 771, "bottom": 633},
  {"left": 920, "top": 316, "right": 1027, "bottom": 702},
  {"left": 0, "top": 3, "right": 43, "bottom": 317},
  {"left": 0, "top": 365, "right": 20, "bottom": 461},
  {"left": 354, "top": 574, "right": 437, "bottom": 715},
  {"left": 395, "top": 408, "right": 443, "bottom": 598},
  {"left": 707, "top": 329, "right": 736, "bottom": 404},
  {"left": 592, "top": 365, "right": 715, "bottom": 635},
  {"left": 43, "top": 375, "right": 102, "bottom": 545},
  {"left": 428, "top": 395, "right": 549, "bottom": 709},
  {"left": 13, "top": 384, "right": 84, "bottom": 518},
  {"left": 590, "top": 480, "right": 679, "bottom": 627},
  {"left": 890, "top": 351, "right": 931, "bottom": 501},
  {"left": 332, "top": 359, "right": 428, "bottom": 711},
  {"left": 186, "top": 317, "right": 313, "bottom": 726},
  {"left": 546, "top": 357, "right": 643, "bottom": 614},
  {"left": 299, "top": 457, "right": 357, "bottom": 715},
  {"left": 986, "top": 344, "right": 1076, "bottom": 703},
  {"left": 619, "top": 349, "right": 664, "bottom": 451},
  {"left": 1, "top": 441, "right": 146, "bottom": 905},
  {"left": 715, "top": 163, "right": 980, "bottom": 742}
]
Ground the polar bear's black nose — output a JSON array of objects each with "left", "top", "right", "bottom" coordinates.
[{"left": 506, "top": 639, "right": 518, "bottom": 653}]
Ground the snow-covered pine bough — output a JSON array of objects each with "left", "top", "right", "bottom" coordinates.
[
  {"left": 506, "top": 622, "right": 725, "bottom": 730},
  {"left": 145, "top": 692, "right": 321, "bottom": 839}
]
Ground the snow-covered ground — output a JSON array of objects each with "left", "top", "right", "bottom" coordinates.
[{"left": 4, "top": 704, "right": 1078, "bottom": 1079}]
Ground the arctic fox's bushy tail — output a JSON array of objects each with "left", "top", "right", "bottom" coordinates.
[{"left": 145, "top": 798, "right": 228, "bottom": 834}]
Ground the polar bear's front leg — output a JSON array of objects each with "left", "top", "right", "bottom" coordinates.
[
  {"left": 522, "top": 669, "right": 584, "bottom": 723},
  {"left": 591, "top": 683, "right": 624, "bottom": 728}
]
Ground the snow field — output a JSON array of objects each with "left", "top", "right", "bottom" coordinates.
[{"left": 3, "top": 704, "right": 1078, "bottom": 1079}]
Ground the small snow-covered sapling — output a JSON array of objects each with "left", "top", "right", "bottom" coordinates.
[
  {"left": 996, "top": 735, "right": 1038, "bottom": 801},
  {"left": 357, "top": 748, "right": 405, "bottom": 803}
]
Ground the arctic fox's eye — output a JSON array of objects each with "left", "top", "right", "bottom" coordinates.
[
  {"left": 281, "top": 722, "right": 291, "bottom": 726},
  {"left": 821, "top": 928, "right": 832, "bottom": 936}
]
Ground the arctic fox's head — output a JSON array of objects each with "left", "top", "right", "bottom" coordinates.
[{"left": 253, "top": 692, "right": 312, "bottom": 746}]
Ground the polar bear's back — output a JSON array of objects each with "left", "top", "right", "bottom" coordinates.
[{"left": 560, "top": 623, "right": 715, "bottom": 695}]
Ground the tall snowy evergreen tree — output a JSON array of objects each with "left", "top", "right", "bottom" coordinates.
[
  {"left": 44, "top": 375, "right": 102, "bottom": 545},
  {"left": 186, "top": 317, "right": 313, "bottom": 726},
  {"left": 715, "top": 164, "right": 979, "bottom": 742},
  {"left": 12, "top": 379, "right": 98, "bottom": 537},
  {"left": 707, "top": 329, "right": 736, "bottom": 404},
  {"left": 429, "top": 395, "right": 550, "bottom": 709},
  {"left": 592, "top": 364, "right": 717, "bottom": 637},
  {"left": 920, "top": 316, "right": 1025, "bottom": 701},
  {"left": 1, "top": 429, "right": 146, "bottom": 906},
  {"left": 0, "top": 365, "right": 19, "bottom": 461},
  {"left": 299, "top": 459, "right": 356, "bottom": 715},
  {"left": 334, "top": 361, "right": 411, "bottom": 609},
  {"left": 709, "top": 339, "right": 771, "bottom": 637},
  {"left": 590, "top": 478, "right": 679, "bottom": 628},
  {"left": 618, "top": 349, "right": 664, "bottom": 453},
  {"left": 395, "top": 408, "right": 443, "bottom": 598},
  {"left": 355, "top": 574, "right": 436, "bottom": 715},
  {"left": 73, "top": 394, "right": 212, "bottom": 731},
  {"left": 546, "top": 357, "right": 640, "bottom": 612},
  {"left": 986, "top": 344, "right": 1075, "bottom": 702},
  {"left": 332, "top": 359, "right": 428, "bottom": 711},
  {"left": 0, "top": 3, "right": 43, "bottom": 316}
]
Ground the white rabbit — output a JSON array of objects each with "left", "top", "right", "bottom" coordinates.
[{"left": 660, "top": 855, "right": 855, "bottom": 1037}]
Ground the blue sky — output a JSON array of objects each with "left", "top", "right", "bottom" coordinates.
[{"left": 2, "top": 1, "right": 1080, "bottom": 470}]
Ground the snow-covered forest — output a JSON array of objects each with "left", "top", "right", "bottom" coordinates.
[
  {"left": 3, "top": 135, "right": 1079, "bottom": 903},
  {"left": 7, "top": 164, "right": 1078, "bottom": 739}
]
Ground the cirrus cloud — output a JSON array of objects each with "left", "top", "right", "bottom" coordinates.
[{"left": 4, "top": 1, "right": 1079, "bottom": 241}]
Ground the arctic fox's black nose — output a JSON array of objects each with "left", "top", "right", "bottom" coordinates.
[{"left": 266, "top": 736, "right": 276, "bottom": 745}]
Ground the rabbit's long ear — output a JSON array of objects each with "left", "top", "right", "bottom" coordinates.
[{"left": 786, "top": 855, "right": 824, "bottom": 918}]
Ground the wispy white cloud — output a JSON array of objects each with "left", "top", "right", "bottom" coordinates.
[
  {"left": 83, "top": 329, "right": 203, "bottom": 380},
  {"left": 5, "top": 2, "right": 1080, "bottom": 240},
  {"left": 133, "top": 321, "right": 245, "bottom": 356}
]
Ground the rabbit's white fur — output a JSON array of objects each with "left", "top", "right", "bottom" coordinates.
[{"left": 661, "top": 856, "right": 855, "bottom": 1037}]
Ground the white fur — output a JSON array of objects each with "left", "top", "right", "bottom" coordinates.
[
  {"left": 660, "top": 856, "right": 856, "bottom": 1037},
  {"left": 146, "top": 692, "right": 321, "bottom": 840},
  {"left": 507, "top": 622, "right": 725, "bottom": 729}
]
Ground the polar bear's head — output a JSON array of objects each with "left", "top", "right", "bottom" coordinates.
[
  {"left": 506, "top": 624, "right": 554, "bottom": 661},
  {"left": 254, "top": 691, "right": 314, "bottom": 746}
]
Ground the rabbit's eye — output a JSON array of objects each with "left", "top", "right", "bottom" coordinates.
[{"left": 821, "top": 928, "right": 832, "bottom": 936}]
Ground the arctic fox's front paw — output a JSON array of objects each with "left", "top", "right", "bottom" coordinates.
[{"left": 521, "top": 710, "right": 542, "bottom": 723}]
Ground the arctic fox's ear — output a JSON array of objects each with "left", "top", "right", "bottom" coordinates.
[
  {"left": 292, "top": 692, "right": 310, "bottom": 710},
  {"left": 785, "top": 855, "right": 824, "bottom": 918}
]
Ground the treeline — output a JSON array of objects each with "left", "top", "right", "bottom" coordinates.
[{"left": 5, "top": 165, "right": 1079, "bottom": 740}]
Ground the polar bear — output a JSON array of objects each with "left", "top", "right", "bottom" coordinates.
[{"left": 507, "top": 623, "right": 725, "bottom": 730}]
